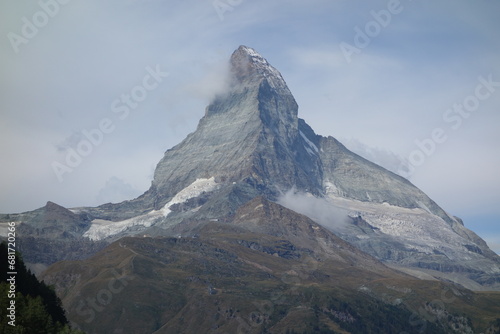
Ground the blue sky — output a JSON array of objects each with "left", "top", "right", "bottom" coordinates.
[{"left": 1, "top": 0, "right": 499, "bottom": 253}]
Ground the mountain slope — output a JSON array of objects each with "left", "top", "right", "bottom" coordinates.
[{"left": 41, "top": 198, "right": 500, "bottom": 334}]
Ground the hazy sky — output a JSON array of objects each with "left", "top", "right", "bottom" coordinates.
[{"left": 1, "top": 0, "right": 499, "bottom": 252}]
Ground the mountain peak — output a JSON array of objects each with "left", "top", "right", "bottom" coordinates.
[
  {"left": 12, "top": 46, "right": 500, "bottom": 294},
  {"left": 230, "top": 45, "right": 288, "bottom": 90}
]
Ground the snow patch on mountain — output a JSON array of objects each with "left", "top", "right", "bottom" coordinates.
[
  {"left": 83, "top": 215, "right": 159, "bottom": 241},
  {"left": 84, "top": 177, "right": 218, "bottom": 240},
  {"left": 300, "top": 131, "right": 319, "bottom": 152},
  {"left": 239, "top": 46, "right": 288, "bottom": 90},
  {"left": 323, "top": 194, "right": 497, "bottom": 265},
  {"left": 324, "top": 180, "right": 339, "bottom": 196},
  {"left": 160, "top": 177, "right": 218, "bottom": 216},
  {"left": 300, "top": 130, "right": 319, "bottom": 156}
]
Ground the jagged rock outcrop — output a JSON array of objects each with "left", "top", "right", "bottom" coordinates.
[
  {"left": 0, "top": 202, "right": 106, "bottom": 269},
  {"left": 148, "top": 46, "right": 322, "bottom": 210}
]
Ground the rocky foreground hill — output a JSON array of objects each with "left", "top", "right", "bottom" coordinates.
[{"left": 1, "top": 46, "right": 500, "bottom": 333}]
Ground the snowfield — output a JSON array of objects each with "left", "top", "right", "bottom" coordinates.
[
  {"left": 160, "top": 177, "right": 217, "bottom": 217},
  {"left": 323, "top": 193, "right": 499, "bottom": 265},
  {"left": 84, "top": 177, "right": 218, "bottom": 241},
  {"left": 281, "top": 189, "right": 495, "bottom": 267},
  {"left": 241, "top": 46, "right": 288, "bottom": 90}
]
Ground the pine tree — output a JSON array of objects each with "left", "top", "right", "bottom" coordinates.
[{"left": 0, "top": 242, "right": 84, "bottom": 333}]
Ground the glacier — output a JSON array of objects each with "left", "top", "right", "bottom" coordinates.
[{"left": 84, "top": 177, "right": 218, "bottom": 240}]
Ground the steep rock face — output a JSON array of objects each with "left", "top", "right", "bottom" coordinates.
[
  {"left": 318, "top": 136, "right": 453, "bottom": 223},
  {"left": 147, "top": 45, "right": 322, "bottom": 210}
]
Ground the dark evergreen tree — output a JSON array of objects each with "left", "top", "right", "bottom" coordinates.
[{"left": 0, "top": 242, "right": 84, "bottom": 333}]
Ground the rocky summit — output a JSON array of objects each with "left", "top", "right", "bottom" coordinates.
[{"left": 2, "top": 46, "right": 500, "bottom": 333}]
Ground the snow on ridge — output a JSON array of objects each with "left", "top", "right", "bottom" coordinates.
[
  {"left": 300, "top": 131, "right": 319, "bottom": 156},
  {"left": 84, "top": 177, "right": 218, "bottom": 241},
  {"left": 304, "top": 146, "right": 315, "bottom": 156},
  {"left": 241, "top": 46, "right": 287, "bottom": 90},
  {"left": 160, "top": 177, "right": 218, "bottom": 216},
  {"left": 83, "top": 215, "right": 160, "bottom": 241},
  {"left": 242, "top": 46, "right": 262, "bottom": 58},
  {"left": 324, "top": 194, "right": 471, "bottom": 245},
  {"left": 322, "top": 193, "right": 490, "bottom": 262}
]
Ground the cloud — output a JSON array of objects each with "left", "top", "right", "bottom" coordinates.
[
  {"left": 277, "top": 190, "right": 350, "bottom": 231},
  {"left": 181, "top": 59, "right": 232, "bottom": 103}
]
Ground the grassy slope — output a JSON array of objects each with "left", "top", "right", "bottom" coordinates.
[{"left": 41, "top": 232, "right": 500, "bottom": 334}]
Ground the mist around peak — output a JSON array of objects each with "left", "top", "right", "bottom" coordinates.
[{"left": 184, "top": 58, "right": 233, "bottom": 105}]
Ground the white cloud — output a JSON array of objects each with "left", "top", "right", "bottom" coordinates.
[{"left": 277, "top": 190, "right": 350, "bottom": 231}]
